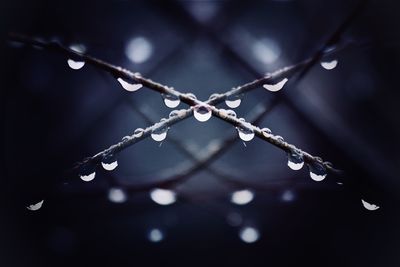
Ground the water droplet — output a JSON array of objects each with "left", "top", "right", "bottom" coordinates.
[
  {"left": 101, "top": 154, "right": 118, "bottom": 171},
  {"left": 239, "top": 227, "right": 259, "bottom": 243},
  {"left": 169, "top": 110, "right": 179, "bottom": 118},
  {"left": 263, "top": 78, "right": 288, "bottom": 92},
  {"left": 108, "top": 187, "right": 127, "bottom": 203},
  {"left": 231, "top": 189, "right": 254, "bottom": 205},
  {"left": 225, "top": 94, "right": 242, "bottom": 108},
  {"left": 237, "top": 122, "right": 255, "bottom": 142},
  {"left": 150, "top": 188, "right": 176, "bottom": 205},
  {"left": 260, "top": 127, "right": 271, "bottom": 137},
  {"left": 275, "top": 135, "right": 285, "bottom": 142},
  {"left": 320, "top": 59, "right": 338, "bottom": 70},
  {"left": 227, "top": 110, "right": 237, "bottom": 117},
  {"left": 134, "top": 128, "right": 144, "bottom": 138},
  {"left": 122, "top": 135, "right": 131, "bottom": 142},
  {"left": 26, "top": 200, "right": 44, "bottom": 211},
  {"left": 308, "top": 161, "right": 327, "bottom": 182},
  {"left": 287, "top": 150, "right": 304, "bottom": 170},
  {"left": 117, "top": 77, "right": 143, "bottom": 92},
  {"left": 361, "top": 199, "right": 379, "bottom": 211},
  {"left": 194, "top": 105, "right": 212, "bottom": 122},
  {"left": 148, "top": 228, "right": 164, "bottom": 242},
  {"left": 79, "top": 172, "right": 95, "bottom": 182},
  {"left": 67, "top": 59, "right": 85, "bottom": 70},
  {"left": 162, "top": 93, "right": 180, "bottom": 108},
  {"left": 79, "top": 164, "right": 96, "bottom": 182},
  {"left": 151, "top": 124, "right": 169, "bottom": 142}
]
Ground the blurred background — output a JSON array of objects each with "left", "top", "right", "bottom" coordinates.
[{"left": 2, "top": 0, "right": 400, "bottom": 266}]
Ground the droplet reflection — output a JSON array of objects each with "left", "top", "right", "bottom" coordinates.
[
  {"left": 108, "top": 188, "right": 127, "bottom": 203},
  {"left": 231, "top": 189, "right": 254, "bottom": 205},
  {"left": 150, "top": 188, "right": 176, "bottom": 205},
  {"left": 148, "top": 228, "right": 164, "bottom": 242},
  {"left": 239, "top": 227, "right": 259, "bottom": 243}
]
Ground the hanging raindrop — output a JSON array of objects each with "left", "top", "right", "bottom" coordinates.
[
  {"left": 79, "top": 164, "right": 96, "bottom": 182},
  {"left": 162, "top": 93, "right": 180, "bottom": 108},
  {"left": 320, "top": 59, "right": 338, "bottom": 70},
  {"left": 133, "top": 128, "right": 144, "bottom": 138},
  {"left": 225, "top": 94, "right": 242, "bottom": 109},
  {"left": 194, "top": 105, "right": 212, "bottom": 122},
  {"left": 151, "top": 124, "right": 169, "bottom": 142},
  {"left": 361, "top": 199, "right": 380, "bottom": 211},
  {"left": 67, "top": 59, "right": 85, "bottom": 70},
  {"left": 237, "top": 122, "right": 255, "bottom": 142},
  {"left": 26, "top": 200, "right": 44, "bottom": 211},
  {"left": 287, "top": 150, "right": 304, "bottom": 170},
  {"left": 101, "top": 154, "right": 118, "bottom": 171},
  {"left": 263, "top": 78, "right": 288, "bottom": 92},
  {"left": 307, "top": 161, "right": 327, "bottom": 182},
  {"left": 261, "top": 127, "right": 272, "bottom": 138},
  {"left": 117, "top": 77, "right": 143, "bottom": 92}
]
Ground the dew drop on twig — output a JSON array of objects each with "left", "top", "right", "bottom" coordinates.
[
  {"left": 263, "top": 78, "right": 288, "bottom": 92},
  {"left": 320, "top": 59, "right": 338, "bottom": 70},
  {"left": 26, "top": 200, "right": 44, "bottom": 211},
  {"left": 287, "top": 150, "right": 304, "bottom": 171},
  {"left": 162, "top": 93, "right": 180, "bottom": 108},
  {"left": 79, "top": 164, "right": 96, "bottom": 182},
  {"left": 194, "top": 105, "right": 212, "bottom": 122},
  {"left": 117, "top": 77, "right": 143, "bottom": 92},
  {"left": 101, "top": 154, "right": 118, "bottom": 171},
  {"left": 261, "top": 127, "right": 272, "bottom": 138},
  {"left": 225, "top": 94, "right": 242, "bottom": 108},
  {"left": 133, "top": 128, "right": 144, "bottom": 138},
  {"left": 67, "top": 59, "right": 85, "bottom": 70},
  {"left": 151, "top": 125, "right": 169, "bottom": 142},
  {"left": 307, "top": 161, "right": 327, "bottom": 182},
  {"left": 361, "top": 199, "right": 380, "bottom": 211},
  {"left": 237, "top": 122, "right": 255, "bottom": 142}
]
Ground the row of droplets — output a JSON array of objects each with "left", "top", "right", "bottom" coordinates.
[{"left": 66, "top": 43, "right": 338, "bottom": 111}]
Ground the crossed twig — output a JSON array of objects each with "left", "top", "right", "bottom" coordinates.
[{"left": 8, "top": 31, "right": 347, "bottom": 189}]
